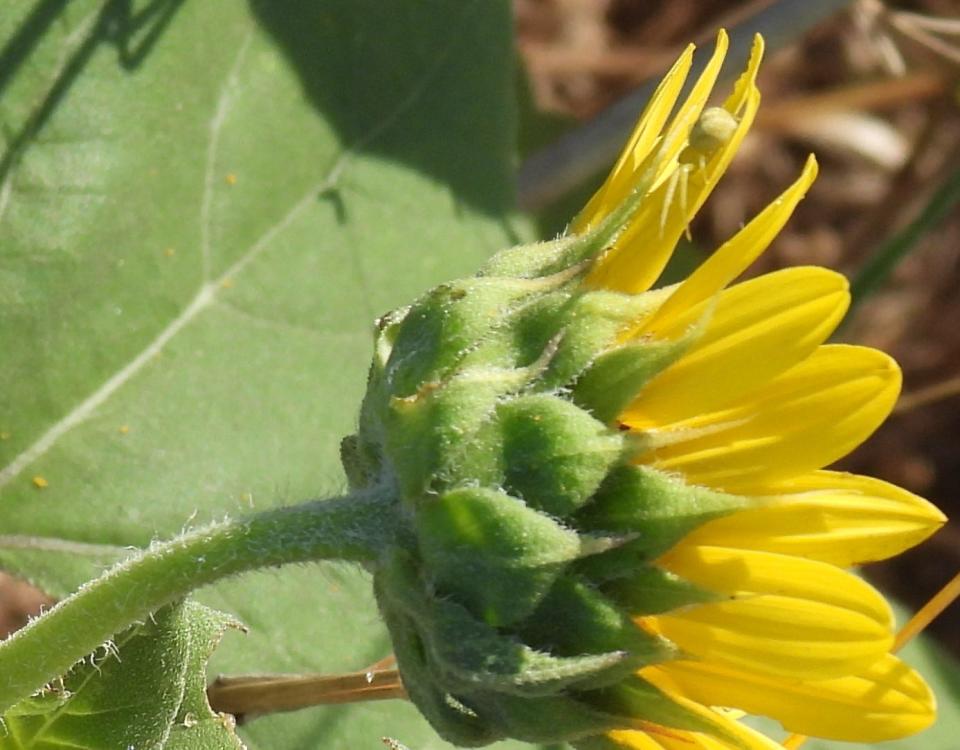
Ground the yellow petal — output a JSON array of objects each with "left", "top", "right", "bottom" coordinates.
[
  {"left": 607, "top": 728, "right": 667, "bottom": 750},
  {"left": 634, "top": 345, "right": 901, "bottom": 492},
  {"left": 676, "top": 470, "right": 946, "bottom": 566},
  {"left": 587, "top": 32, "right": 734, "bottom": 294},
  {"left": 616, "top": 35, "right": 764, "bottom": 292},
  {"left": 624, "top": 267, "right": 849, "bottom": 428},
  {"left": 608, "top": 711, "right": 783, "bottom": 750},
  {"left": 607, "top": 672, "right": 784, "bottom": 750},
  {"left": 573, "top": 45, "right": 695, "bottom": 233},
  {"left": 642, "top": 653, "right": 936, "bottom": 743},
  {"left": 658, "top": 545, "right": 894, "bottom": 624},
  {"left": 722, "top": 34, "right": 764, "bottom": 117},
  {"left": 642, "top": 156, "right": 819, "bottom": 337},
  {"left": 649, "top": 29, "right": 733, "bottom": 186},
  {"left": 642, "top": 546, "right": 893, "bottom": 679}
]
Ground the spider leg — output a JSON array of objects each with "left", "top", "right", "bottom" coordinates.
[
  {"left": 679, "top": 163, "right": 692, "bottom": 241},
  {"left": 659, "top": 168, "right": 679, "bottom": 237}
]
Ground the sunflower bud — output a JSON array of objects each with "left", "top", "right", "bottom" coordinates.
[
  {"left": 343, "top": 28, "right": 945, "bottom": 750},
  {"left": 341, "top": 233, "right": 752, "bottom": 746}
]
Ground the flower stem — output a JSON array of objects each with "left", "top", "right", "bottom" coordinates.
[
  {"left": 850, "top": 165, "right": 960, "bottom": 307},
  {"left": 893, "top": 570, "right": 960, "bottom": 651},
  {"left": 0, "top": 490, "right": 394, "bottom": 715}
]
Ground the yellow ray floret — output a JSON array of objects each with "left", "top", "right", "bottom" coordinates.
[
  {"left": 584, "top": 33, "right": 762, "bottom": 294},
  {"left": 607, "top": 708, "right": 783, "bottom": 750},
  {"left": 625, "top": 267, "right": 850, "bottom": 428},
  {"left": 641, "top": 156, "right": 819, "bottom": 337},
  {"left": 676, "top": 470, "right": 946, "bottom": 566},
  {"left": 573, "top": 31, "right": 730, "bottom": 238},
  {"left": 640, "top": 653, "right": 936, "bottom": 743},
  {"left": 641, "top": 545, "right": 893, "bottom": 679},
  {"left": 631, "top": 345, "right": 902, "bottom": 492},
  {"left": 573, "top": 44, "right": 695, "bottom": 234}
]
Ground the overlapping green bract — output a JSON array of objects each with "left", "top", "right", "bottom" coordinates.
[{"left": 342, "top": 238, "right": 750, "bottom": 746}]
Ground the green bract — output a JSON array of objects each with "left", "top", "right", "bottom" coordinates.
[{"left": 341, "top": 237, "right": 750, "bottom": 747}]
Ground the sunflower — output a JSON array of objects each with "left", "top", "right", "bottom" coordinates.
[
  {"left": 356, "top": 29, "right": 947, "bottom": 750},
  {"left": 565, "top": 30, "right": 946, "bottom": 750}
]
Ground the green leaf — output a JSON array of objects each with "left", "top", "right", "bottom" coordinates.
[
  {"left": 166, "top": 603, "right": 246, "bottom": 750},
  {"left": 0, "top": 1, "right": 533, "bottom": 747},
  {"left": 0, "top": 601, "right": 242, "bottom": 749}
]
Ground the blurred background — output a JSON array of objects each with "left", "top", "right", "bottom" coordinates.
[{"left": 2, "top": 0, "right": 959, "bottom": 661}]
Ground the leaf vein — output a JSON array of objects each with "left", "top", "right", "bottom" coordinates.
[
  {"left": 199, "top": 29, "right": 254, "bottom": 281},
  {"left": 0, "top": 284, "right": 214, "bottom": 490},
  {"left": 0, "top": 3, "right": 483, "bottom": 490},
  {"left": 0, "top": 534, "right": 130, "bottom": 557},
  {"left": 213, "top": 299, "right": 345, "bottom": 340}
]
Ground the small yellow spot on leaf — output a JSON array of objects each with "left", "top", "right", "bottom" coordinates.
[
  {"left": 220, "top": 277, "right": 235, "bottom": 289},
  {"left": 225, "top": 173, "right": 237, "bottom": 186},
  {"left": 0, "top": 431, "right": 10, "bottom": 441},
  {"left": 32, "top": 476, "right": 49, "bottom": 489},
  {"left": 164, "top": 247, "right": 176, "bottom": 258},
  {"left": 119, "top": 425, "right": 130, "bottom": 435}
]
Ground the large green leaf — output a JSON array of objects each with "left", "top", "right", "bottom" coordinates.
[{"left": 0, "top": 1, "right": 531, "bottom": 747}]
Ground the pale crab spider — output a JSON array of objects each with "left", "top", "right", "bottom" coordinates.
[{"left": 660, "top": 105, "right": 739, "bottom": 238}]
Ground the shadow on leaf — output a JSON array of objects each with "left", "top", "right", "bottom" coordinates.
[{"left": 247, "top": 0, "right": 516, "bottom": 219}]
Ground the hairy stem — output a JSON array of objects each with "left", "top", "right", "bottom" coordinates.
[{"left": 0, "top": 490, "right": 394, "bottom": 714}]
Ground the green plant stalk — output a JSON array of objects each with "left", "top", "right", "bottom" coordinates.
[
  {"left": 851, "top": 165, "right": 960, "bottom": 306},
  {"left": 0, "top": 490, "right": 394, "bottom": 715}
]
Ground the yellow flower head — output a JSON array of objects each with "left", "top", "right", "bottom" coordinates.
[
  {"left": 352, "top": 30, "right": 947, "bottom": 750},
  {"left": 568, "top": 31, "right": 946, "bottom": 750}
]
